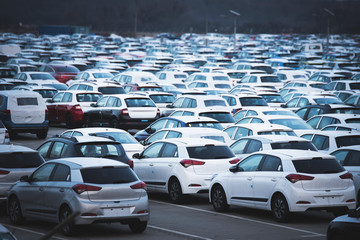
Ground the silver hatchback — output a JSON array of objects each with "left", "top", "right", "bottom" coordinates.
[{"left": 7, "top": 157, "right": 149, "bottom": 235}]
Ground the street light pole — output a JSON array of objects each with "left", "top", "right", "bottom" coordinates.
[
  {"left": 229, "top": 10, "right": 240, "bottom": 50},
  {"left": 323, "top": 8, "right": 335, "bottom": 53}
]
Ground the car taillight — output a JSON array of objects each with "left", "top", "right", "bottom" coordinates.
[
  {"left": 340, "top": 172, "right": 353, "bottom": 180},
  {"left": 121, "top": 108, "right": 129, "bottom": 115},
  {"left": 5, "top": 130, "right": 9, "bottom": 139},
  {"left": 229, "top": 158, "right": 241, "bottom": 164},
  {"left": 73, "top": 105, "right": 82, "bottom": 111},
  {"left": 45, "top": 109, "right": 48, "bottom": 114},
  {"left": 0, "top": 170, "right": 10, "bottom": 175},
  {"left": 130, "top": 182, "right": 146, "bottom": 190},
  {"left": 72, "top": 184, "right": 102, "bottom": 194},
  {"left": 232, "top": 108, "right": 242, "bottom": 114},
  {"left": 3, "top": 109, "right": 10, "bottom": 115},
  {"left": 180, "top": 159, "right": 205, "bottom": 168},
  {"left": 128, "top": 159, "right": 134, "bottom": 169},
  {"left": 285, "top": 174, "right": 314, "bottom": 183}
]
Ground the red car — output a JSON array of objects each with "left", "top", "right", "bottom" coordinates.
[
  {"left": 38, "top": 63, "right": 80, "bottom": 83},
  {"left": 46, "top": 90, "right": 103, "bottom": 128}
]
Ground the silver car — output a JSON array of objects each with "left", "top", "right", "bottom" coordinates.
[
  {"left": 7, "top": 157, "right": 149, "bottom": 235},
  {"left": 0, "top": 144, "right": 44, "bottom": 205}
]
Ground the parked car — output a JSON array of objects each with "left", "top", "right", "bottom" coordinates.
[
  {"left": 306, "top": 113, "right": 360, "bottom": 130},
  {"left": 7, "top": 157, "right": 149, "bottom": 235},
  {"left": 61, "top": 127, "right": 143, "bottom": 158},
  {"left": 133, "top": 116, "right": 223, "bottom": 141},
  {"left": 46, "top": 90, "right": 103, "bottom": 128},
  {"left": 0, "top": 144, "right": 45, "bottom": 206},
  {"left": 330, "top": 145, "right": 360, "bottom": 206},
  {"left": 0, "top": 120, "right": 9, "bottom": 144},
  {"left": 38, "top": 63, "right": 80, "bottom": 84},
  {"left": 0, "top": 90, "right": 48, "bottom": 139},
  {"left": 36, "top": 135, "right": 132, "bottom": 166},
  {"left": 132, "top": 138, "right": 240, "bottom": 203},
  {"left": 295, "top": 104, "right": 360, "bottom": 121},
  {"left": 84, "top": 94, "right": 160, "bottom": 130},
  {"left": 209, "top": 150, "right": 356, "bottom": 222},
  {"left": 326, "top": 207, "right": 360, "bottom": 240}
]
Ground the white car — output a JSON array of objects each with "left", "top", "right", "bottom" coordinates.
[
  {"left": 67, "top": 81, "right": 126, "bottom": 95},
  {"left": 238, "top": 74, "right": 283, "bottom": 90},
  {"left": 132, "top": 138, "right": 240, "bottom": 203},
  {"left": 233, "top": 106, "right": 298, "bottom": 122},
  {"left": 300, "top": 131, "right": 360, "bottom": 154},
  {"left": 330, "top": 145, "right": 360, "bottom": 206},
  {"left": 221, "top": 93, "right": 269, "bottom": 114},
  {"left": 131, "top": 91, "right": 175, "bottom": 117},
  {"left": 306, "top": 113, "right": 360, "bottom": 130},
  {"left": 209, "top": 149, "right": 356, "bottom": 222},
  {"left": 141, "top": 127, "right": 232, "bottom": 146},
  {"left": 61, "top": 127, "right": 143, "bottom": 158}
]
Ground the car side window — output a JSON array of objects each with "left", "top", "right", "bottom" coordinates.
[
  {"left": 238, "top": 154, "right": 264, "bottom": 172},
  {"left": 260, "top": 155, "right": 282, "bottom": 171},
  {"left": 295, "top": 108, "right": 307, "bottom": 119},
  {"left": 234, "top": 127, "right": 252, "bottom": 139},
  {"left": 142, "top": 142, "right": 163, "bottom": 158},
  {"left": 161, "top": 143, "right": 178, "bottom": 158},
  {"left": 286, "top": 98, "right": 298, "bottom": 107},
  {"left": 146, "top": 131, "right": 167, "bottom": 145},
  {"left": 331, "top": 150, "right": 348, "bottom": 165},
  {"left": 52, "top": 92, "right": 65, "bottom": 102},
  {"left": 62, "top": 93, "right": 72, "bottom": 102},
  {"left": 106, "top": 97, "right": 117, "bottom": 107},
  {"left": 31, "top": 163, "right": 56, "bottom": 181},
  {"left": 319, "top": 117, "right": 340, "bottom": 129},
  {"left": 38, "top": 141, "right": 52, "bottom": 158},
  {"left": 224, "top": 126, "right": 236, "bottom": 138},
  {"left": 183, "top": 111, "right": 194, "bottom": 116},
  {"left": 312, "top": 135, "right": 329, "bottom": 150},
  {"left": 231, "top": 139, "right": 248, "bottom": 154},
  {"left": 307, "top": 116, "right": 321, "bottom": 128},
  {"left": 181, "top": 98, "right": 191, "bottom": 108},
  {"left": 49, "top": 142, "right": 68, "bottom": 159},
  {"left": 250, "top": 118, "right": 263, "bottom": 124},
  {"left": 96, "top": 96, "right": 108, "bottom": 107},
  {"left": 151, "top": 119, "right": 167, "bottom": 131},
  {"left": 298, "top": 98, "right": 309, "bottom": 107},
  {"left": 172, "top": 98, "right": 184, "bottom": 108},
  {"left": 346, "top": 150, "right": 360, "bottom": 166},
  {"left": 166, "top": 131, "right": 182, "bottom": 139},
  {"left": 245, "top": 140, "right": 262, "bottom": 153},
  {"left": 52, "top": 164, "right": 71, "bottom": 181},
  {"left": 165, "top": 119, "right": 181, "bottom": 128}
]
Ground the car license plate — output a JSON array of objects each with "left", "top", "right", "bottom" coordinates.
[{"left": 103, "top": 207, "right": 129, "bottom": 216}]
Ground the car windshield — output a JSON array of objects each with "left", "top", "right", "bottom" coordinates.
[
  {"left": 30, "top": 73, "right": 55, "bottom": 80},
  {"left": 314, "top": 98, "right": 342, "bottom": 105},
  {"left": 292, "top": 158, "right": 344, "bottom": 174},
  {"left": 93, "top": 73, "right": 113, "bottom": 78},
  {"left": 77, "top": 143, "right": 126, "bottom": 158},
  {"left": 239, "top": 97, "right": 268, "bottom": 106},
  {"left": 271, "top": 142, "right": 317, "bottom": 151},
  {"left": 263, "top": 111, "right": 297, "bottom": 117},
  {"left": 125, "top": 98, "right": 156, "bottom": 107},
  {"left": 81, "top": 167, "right": 137, "bottom": 184},
  {"left": 199, "top": 112, "right": 235, "bottom": 123},
  {"left": 269, "top": 118, "right": 313, "bottom": 130},
  {"left": 261, "top": 95, "right": 284, "bottom": 103},
  {"left": 150, "top": 95, "right": 175, "bottom": 103},
  {"left": 260, "top": 76, "right": 281, "bottom": 83},
  {"left": 187, "top": 146, "right": 234, "bottom": 159},
  {"left": 0, "top": 152, "right": 44, "bottom": 168}
]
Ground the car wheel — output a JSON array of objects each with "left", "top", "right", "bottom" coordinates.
[
  {"left": 168, "top": 178, "right": 183, "bottom": 203},
  {"left": 110, "top": 117, "right": 119, "bottom": 128},
  {"left": 59, "top": 205, "right": 74, "bottom": 236},
  {"left": 8, "top": 196, "right": 25, "bottom": 225},
  {"left": 128, "top": 220, "right": 147, "bottom": 233},
  {"left": 271, "top": 194, "right": 290, "bottom": 222},
  {"left": 211, "top": 185, "right": 229, "bottom": 212},
  {"left": 36, "top": 130, "right": 48, "bottom": 139},
  {"left": 65, "top": 114, "right": 75, "bottom": 129}
]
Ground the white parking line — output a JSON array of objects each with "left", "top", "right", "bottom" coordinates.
[
  {"left": 149, "top": 225, "right": 213, "bottom": 240},
  {"left": 2, "top": 224, "right": 69, "bottom": 240},
  {"left": 150, "top": 200, "right": 325, "bottom": 238}
]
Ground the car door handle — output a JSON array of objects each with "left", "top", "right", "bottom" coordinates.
[
  {"left": 59, "top": 188, "right": 65, "bottom": 192},
  {"left": 247, "top": 177, "right": 252, "bottom": 181},
  {"left": 149, "top": 163, "right": 154, "bottom": 166},
  {"left": 39, "top": 187, "right": 44, "bottom": 192},
  {"left": 168, "top": 164, "right": 173, "bottom": 167},
  {"left": 271, "top": 178, "right": 278, "bottom": 182}
]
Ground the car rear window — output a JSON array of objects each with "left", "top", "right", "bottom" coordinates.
[
  {"left": 199, "top": 112, "right": 235, "bottom": 123},
  {"left": 292, "top": 158, "right": 344, "bottom": 174},
  {"left": 77, "top": 143, "right": 126, "bottom": 158},
  {"left": 239, "top": 97, "right": 268, "bottom": 106},
  {"left": 125, "top": 98, "right": 156, "bottom": 107},
  {"left": 17, "top": 97, "right": 38, "bottom": 106},
  {"left": 204, "top": 100, "right": 227, "bottom": 107},
  {"left": 271, "top": 142, "right": 317, "bottom": 151},
  {"left": 98, "top": 87, "right": 126, "bottom": 94},
  {"left": 81, "top": 167, "right": 138, "bottom": 184},
  {"left": 53, "top": 65, "right": 79, "bottom": 73},
  {"left": 336, "top": 136, "right": 360, "bottom": 148},
  {"left": 76, "top": 93, "right": 102, "bottom": 102},
  {"left": 0, "top": 152, "right": 44, "bottom": 168},
  {"left": 187, "top": 146, "right": 234, "bottom": 159}
]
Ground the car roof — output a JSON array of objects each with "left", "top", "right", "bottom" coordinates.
[
  {"left": 51, "top": 157, "right": 128, "bottom": 168},
  {"left": 165, "top": 116, "right": 219, "bottom": 123},
  {"left": 155, "top": 137, "right": 227, "bottom": 146},
  {"left": 0, "top": 144, "right": 36, "bottom": 153},
  {"left": 63, "top": 127, "right": 128, "bottom": 135},
  {"left": 239, "top": 135, "right": 309, "bottom": 143},
  {"left": 251, "top": 149, "right": 335, "bottom": 160},
  {"left": 227, "top": 123, "right": 293, "bottom": 131}
]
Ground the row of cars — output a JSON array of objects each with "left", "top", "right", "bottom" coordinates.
[{"left": 1, "top": 32, "right": 360, "bottom": 238}]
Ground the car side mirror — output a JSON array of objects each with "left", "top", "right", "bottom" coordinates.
[
  {"left": 139, "top": 140, "right": 146, "bottom": 146},
  {"left": 90, "top": 103, "right": 97, "bottom": 107},
  {"left": 348, "top": 209, "right": 360, "bottom": 218},
  {"left": 229, "top": 165, "right": 238, "bottom": 172},
  {"left": 132, "top": 153, "right": 141, "bottom": 159},
  {"left": 145, "top": 128, "right": 155, "bottom": 134},
  {"left": 280, "top": 104, "right": 287, "bottom": 108},
  {"left": 166, "top": 104, "right": 174, "bottom": 108},
  {"left": 46, "top": 99, "right": 53, "bottom": 103},
  {"left": 20, "top": 175, "right": 30, "bottom": 182}
]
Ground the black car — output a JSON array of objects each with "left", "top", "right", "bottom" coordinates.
[
  {"left": 295, "top": 104, "right": 360, "bottom": 120},
  {"left": 36, "top": 135, "right": 132, "bottom": 167},
  {"left": 327, "top": 207, "right": 360, "bottom": 240}
]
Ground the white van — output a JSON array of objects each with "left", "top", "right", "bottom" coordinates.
[{"left": 0, "top": 91, "right": 49, "bottom": 139}]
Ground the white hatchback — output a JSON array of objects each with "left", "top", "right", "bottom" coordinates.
[
  {"left": 209, "top": 149, "right": 356, "bottom": 222},
  {"left": 132, "top": 138, "right": 240, "bottom": 203}
]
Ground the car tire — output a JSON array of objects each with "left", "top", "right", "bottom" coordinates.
[
  {"left": 65, "top": 114, "right": 75, "bottom": 129},
  {"left": 59, "top": 205, "right": 75, "bottom": 236},
  {"left": 36, "top": 130, "right": 47, "bottom": 139},
  {"left": 128, "top": 220, "right": 147, "bottom": 233},
  {"left": 271, "top": 194, "right": 290, "bottom": 222},
  {"left": 8, "top": 196, "right": 25, "bottom": 225},
  {"left": 110, "top": 118, "right": 119, "bottom": 128},
  {"left": 168, "top": 178, "right": 183, "bottom": 204},
  {"left": 211, "top": 185, "right": 229, "bottom": 212}
]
